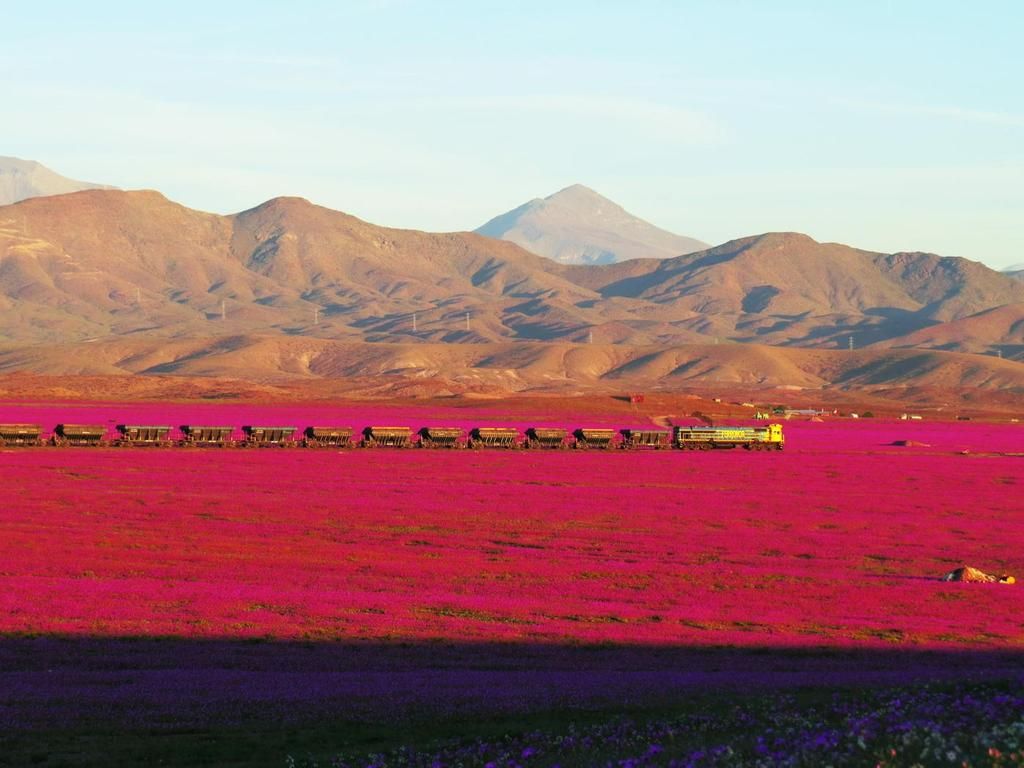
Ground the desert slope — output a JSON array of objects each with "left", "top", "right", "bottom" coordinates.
[
  {"left": 558, "top": 233, "right": 1024, "bottom": 346},
  {"left": 878, "top": 303, "right": 1024, "bottom": 361},
  {"left": 1, "top": 336, "right": 1020, "bottom": 394}
]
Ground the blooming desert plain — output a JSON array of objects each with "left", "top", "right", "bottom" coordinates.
[
  {"left": 6, "top": 3, "right": 1024, "bottom": 764},
  {"left": 0, "top": 394, "right": 1022, "bottom": 766}
]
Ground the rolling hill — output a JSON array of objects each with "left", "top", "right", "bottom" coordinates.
[
  {"left": 0, "top": 189, "right": 597, "bottom": 345},
  {"left": 0, "top": 335, "right": 1021, "bottom": 395},
  {"left": 879, "top": 303, "right": 1024, "bottom": 361},
  {"left": 476, "top": 184, "right": 707, "bottom": 265},
  {"left": 557, "top": 233, "right": 1024, "bottom": 347}
]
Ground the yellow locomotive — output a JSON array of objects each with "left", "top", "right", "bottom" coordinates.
[{"left": 673, "top": 423, "right": 784, "bottom": 451}]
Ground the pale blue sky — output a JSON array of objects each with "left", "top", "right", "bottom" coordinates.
[{"left": 3, "top": 1, "right": 1022, "bottom": 268}]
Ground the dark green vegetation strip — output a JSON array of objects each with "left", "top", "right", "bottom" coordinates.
[{"left": 4, "top": 681, "right": 1024, "bottom": 768}]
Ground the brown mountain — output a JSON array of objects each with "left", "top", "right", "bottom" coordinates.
[
  {"left": 879, "top": 303, "right": 1024, "bottom": 362},
  {"left": 1, "top": 189, "right": 1022, "bottom": 393},
  {"left": 557, "top": 233, "right": 1024, "bottom": 347},
  {"left": 0, "top": 189, "right": 598, "bottom": 344},
  {"left": 476, "top": 184, "right": 707, "bottom": 265},
  {"left": 0, "top": 156, "right": 114, "bottom": 206}
]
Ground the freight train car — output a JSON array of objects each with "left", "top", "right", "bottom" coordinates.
[
  {"left": 0, "top": 424, "right": 44, "bottom": 447},
  {"left": 524, "top": 428, "right": 567, "bottom": 449},
  {"left": 52, "top": 424, "right": 107, "bottom": 447},
  {"left": 114, "top": 425, "right": 173, "bottom": 447},
  {"left": 572, "top": 428, "right": 617, "bottom": 450},
  {"left": 468, "top": 427, "right": 520, "bottom": 449},
  {"left": 673, "top": 424, "right": 784, "bottom": 450},
  {"left": 418, "top": 427, "right": 464, "bottom": 448},
  {"left": 620, "top": 429, "right": 671, "bottom": 450},
  {"left": 362, "top": 426, "right": 412, "bottom": 448},
  {"left": 303, "top": 427, "right": 353, "bottom": 448}
]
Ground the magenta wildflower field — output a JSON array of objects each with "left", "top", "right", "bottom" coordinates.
[
  {"left": 1, "top": 402, "right": 1021, "bottom": 646},
  {"left": 0, "top": 400, "right": 1021, "bottom": 765}
]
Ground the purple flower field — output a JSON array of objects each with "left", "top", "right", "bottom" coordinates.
[{"left": 296, "top": 681, "right": 1024, "bottom": 767}]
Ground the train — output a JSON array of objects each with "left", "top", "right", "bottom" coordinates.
[{"left": 0, "top": 422, "right": 785, "bottom": 451}]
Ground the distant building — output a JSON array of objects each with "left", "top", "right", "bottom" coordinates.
[{"left": 783, "top": 409, "right": 826, "bottom": 417}]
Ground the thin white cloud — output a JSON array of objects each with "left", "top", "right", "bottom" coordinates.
[
  {"left": 833, "top": 97, "right": 1024, "bottom": 127},
  {"left": 420, "top": 94, "right": 725, "bottom": 146}
]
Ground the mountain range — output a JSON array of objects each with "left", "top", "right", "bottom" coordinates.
[
  {"left": 0, "top": 156, "right": 114, "bottom": 206},
  {"left": 0, "top": 179, "right": 1021, "bottom": 392},
  {"left": 476, "top": 184, "right": 706, "bottom": 265}
]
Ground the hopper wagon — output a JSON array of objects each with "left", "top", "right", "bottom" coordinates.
[
  {"left": 468, "top": 427, "right": 520, "bottom": 449},
  {"left": 620, "top": 428, "right": 671, "bottom": 450},
  {"left": 524, "top": 427, "right": 567, "bottom": 449},
  {"left": 417, "top": 427, "right": 464, "bottom": 448},
  {"left": 572, "top": 428, "right": 617, "bottom": 450},
  {"left": 243, "top": 425, "right": 298, "bottom": 447},
  {"left": 674, "top": 423, "right": 784, "bottom": 450},
  {"left": 0, "top": 424, "right": 44, "bottom": 447},
  {"left": 362, "top": 426, "right": 412, "bottom": 448},
  {"left": 53, "top": 424, "right": 107, "bottom": 447},
  {"left": 303, "top": 427, "right": 353, "bottom": 448},
  {"left": 179, "top": 425, "right": 235, "bottom": 447},
  {"left": 114, "top": 425, "right": 173, "bottom": 447}
]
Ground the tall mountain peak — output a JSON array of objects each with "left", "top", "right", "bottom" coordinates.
[
  {"left": 1003, "top": 263, "right": 1024, "bottom": 280},
  {"left": 548, "top": 183, "right": 604, "bottom": 200},
  {"left": 476, "top": 184, "right": 707, "bottom": 265},
  {"left": 0, "top": 156, "right": 115, "bottom": 205}
]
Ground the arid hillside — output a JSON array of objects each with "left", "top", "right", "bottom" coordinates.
[
  {"left": 557, "top": 233, "right": 1024, "bottom": 348},
  {"left": 2, "top": 190, "right": 1022, "bottom": 356},
  {"left": 878, "top": 303, "right": 1024, "bottom": 361},
  {"left": 1, "top": 336, "right": 1021, "bottom": 398},
  {"left": 0, "top": 190, "right": 595, "bottom": 345}
]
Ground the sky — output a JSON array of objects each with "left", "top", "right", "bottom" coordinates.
[{"left": 3, "top": 1, "right": 1022, "bottom": 269}]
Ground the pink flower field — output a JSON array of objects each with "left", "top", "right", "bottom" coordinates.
[{"left": 1, "top": 401, "right": 1021, "bottom": 649}]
